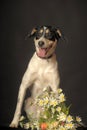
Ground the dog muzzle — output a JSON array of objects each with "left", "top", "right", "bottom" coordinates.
[{"left": 36, "top": 45, "right": 53, "bottom": 59}]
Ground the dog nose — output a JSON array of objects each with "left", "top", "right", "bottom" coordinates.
[{"left": 38, "top": 41, "right": 44, "bottom": 47}]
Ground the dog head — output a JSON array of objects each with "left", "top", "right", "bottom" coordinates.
[{"left": 29, "top": 26, "right": 62, "bottom": 58}]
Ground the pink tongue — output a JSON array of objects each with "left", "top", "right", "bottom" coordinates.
[{"left": 38, "top": 48, "right": 46, "bottom": 57}]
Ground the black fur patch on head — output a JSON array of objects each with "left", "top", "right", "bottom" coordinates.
[{"left": 29, "top": 26, "right": 62, "bottom": 41}]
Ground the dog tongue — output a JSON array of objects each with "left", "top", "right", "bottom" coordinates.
[{"left": 38, "top": 48, "right": 46, "bottom": 57}]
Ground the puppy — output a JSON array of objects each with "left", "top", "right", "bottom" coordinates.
[{"left": 10, "top": 26, "right": 62, "bottom": 127}]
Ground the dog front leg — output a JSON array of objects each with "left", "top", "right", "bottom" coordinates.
[
  {"left": 50, "top": 74, "right": 60, "bottom": 93},
  {"left": 9, "top": 83, "right": 27, "bottom": 128},
  {"left": 10, "top": 66, "right": 36, "bottom": 128}
]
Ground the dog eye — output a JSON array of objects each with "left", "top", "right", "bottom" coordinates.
[
  {"left": 35, "top": 32, "right": 43, "bottom": 39},
  {"left": 45, "top": 32, "right": 55, "bottom": 41},
  {"left": 35, "top": 28, "right": 44, "bottom": 39}
]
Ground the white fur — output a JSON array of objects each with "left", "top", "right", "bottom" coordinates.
[{"left": 10, "top": 38, "right": 60, "bottom": 127}]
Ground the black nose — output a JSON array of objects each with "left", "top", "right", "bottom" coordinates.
[{"left": 38, "top": 41, "right": 44, "bottom": 47}]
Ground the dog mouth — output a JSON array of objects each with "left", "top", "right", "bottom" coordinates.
[{"left": 37, "top": 45, "right": 53, "bottom": 58}]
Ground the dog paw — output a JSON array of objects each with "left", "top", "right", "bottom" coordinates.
[{"left": 9, "top": 122, "right": 18, "bottom": 128}]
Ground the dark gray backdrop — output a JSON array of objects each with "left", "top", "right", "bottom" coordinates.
[{"left": 0, "top": 0, "right": 87, "bottom": 126}]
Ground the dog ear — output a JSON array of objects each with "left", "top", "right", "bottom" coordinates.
[
  {"left": 25, "top": 28, "right": 37, "bottom": 40},
  {"left": 56, "top": 29, "right": 62, "bottom": 37},
  {"left": 55, "top": 29, "right": 62, "bottom": 40},
  {"left": 55, "top": 29, "right": 68, "bottom": 43},
  {"left": 29, "top": 28, "right": 37, "bottom": 37}
]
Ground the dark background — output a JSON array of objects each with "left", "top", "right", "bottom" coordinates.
[{"left": 0, "top": 0, "right": 87, "bottom": 127}]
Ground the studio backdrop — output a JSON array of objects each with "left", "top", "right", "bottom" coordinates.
[{"left": 0, "top": 0, "right": 87, "bottom": 127}]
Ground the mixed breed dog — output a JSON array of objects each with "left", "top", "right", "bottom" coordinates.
[{"left": 10, "top": 26, "right": 62, "bottom": 127}]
